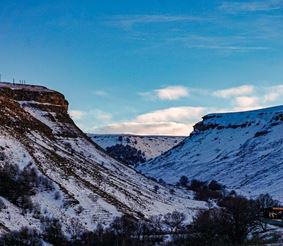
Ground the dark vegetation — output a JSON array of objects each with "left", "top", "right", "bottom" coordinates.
[
  {"left": 176, "top": 176, "right": 225, "bottom": 202},
  {"left": 0, "top": 227, "right": 42, "bottom": 246},
  {"left": 179, "top": 193, "right": 282, "bottom": 246},
  {"left": 105, "top": 144, "right": 146, "bottom": 166},
  {"left": 0, "top": 192, "right": 281, "bottom": 246},
  {"left": 0, "top": 163, "right": 54, "bottom": 212},
  {"left": 0, "top": 165, "right": 281, "bottom": 245}
]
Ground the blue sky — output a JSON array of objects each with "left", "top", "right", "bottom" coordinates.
[{"left": 1, "top": 0, "right": 283, "bottom": 135}]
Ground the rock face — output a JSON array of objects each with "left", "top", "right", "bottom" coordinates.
[
  {"left": 138, "top": 106, "right": 283, "bottom": 202},
  {"left": 0, "top": 82, "right": 68, "bottom": 111},
  {"left": 89, "top": 134, "right": 185, "bottom": 165},
  {"left": 0, "top": 82, "right": 205, "bottom": 233}
]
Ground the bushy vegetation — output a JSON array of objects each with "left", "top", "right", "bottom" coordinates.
[
  {"left": 106, "top": 144, "right": 146, "bottom": 166},
  {"left": 41, "top": 217, "right": 68, "bottom": 246},
  {"left": 182, "top": 194, "right": 281, "bottom": 245},
  {"left": 0, "top": 193, "right": 281, "bottom": 246},
  {"left": 0, "top": 165, "right": 281, "bottom": 245},
  {"left": 177, "top": 176, "right": 225, "bottom": 201},
  {"left": 70, "top": 212, "right": 186, "bottom": 246},
  {"left": 0, "top": 163, "right": 54, "bottom": 212},
  {"left": 0, "top": 227, "right": 42, "bottom": 246}
]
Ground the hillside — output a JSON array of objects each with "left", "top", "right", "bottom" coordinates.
[
  {"left": 89, "top": 134, "right": 185, "bottom": 165},
  {"left": 0, "top": 82, "right": 205, "bottom": 234},
  {"left": 138, "top": 106, "right": 283, "bottom": 202}
]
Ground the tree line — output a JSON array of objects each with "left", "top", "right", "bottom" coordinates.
[{"left": 0, "top": 192, "right": 281, "bottom": 245}]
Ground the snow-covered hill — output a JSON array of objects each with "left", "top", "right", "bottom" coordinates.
[
  {"left": 138, "top": 106, "right": 283, "bottom": 202},
  {"left": 0, "top": 82, "right": 205, "bottom": 233},
  {"left": 89, "top": 134, "right": 185, "bottom": 163}
]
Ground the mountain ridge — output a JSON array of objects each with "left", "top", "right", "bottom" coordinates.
[
  {"left": 138, "top": 105, "right": 283, "bottom": 202},
  {"left": 0, "top": 82, "right": 205, "bottom": 233},
  {"left": 89, "top": 134, "right": 185, "bottom": 165}
]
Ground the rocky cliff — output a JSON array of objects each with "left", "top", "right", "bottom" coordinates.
[
  {"left": 138, "top": 106, "right": 283, "bottom": 202},
  {"left": 0, "top": 82, "right": 205, "bottom": 233}
]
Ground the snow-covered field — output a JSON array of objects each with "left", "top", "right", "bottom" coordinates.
[
  {"left": 139, "top": 106, "right": 283, "bottom": 202},
  {"left": 89, "top": 134, "right": 185, "bottom": 161},
  {"left": 0, "top": 84, "right": 206, "bottom": 233}
]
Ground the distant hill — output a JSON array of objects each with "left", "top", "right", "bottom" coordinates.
[
  {"left": 138, "top": 106, "right": 283, "bottom": 202},
  {"left": 88, "top": 134, "right": 185, "bottom": 166},
  {"left": 0, "top": 82, "right": 204, "bottom": 233}
]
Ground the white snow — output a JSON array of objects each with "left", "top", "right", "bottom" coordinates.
[
  {"left": 89, "top": 134, "right": 185, "bottom": 161},
  {"left": 138, "top": 105, "right": 283, "bottom": 202},
  {"left": 0, "top": 92, "right": 206, "bottom": 233}
]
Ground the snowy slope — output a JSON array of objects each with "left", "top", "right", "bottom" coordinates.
[
  {"left": 138, "top": 106, "right": 283, "bottom": 202},
  {"left": 89, "top": 134, "right": 185, "bottom": 161},
  {"left": 0, "top": 83, "right": 205, "bottom": 233}
]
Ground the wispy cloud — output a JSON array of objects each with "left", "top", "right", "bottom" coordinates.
[
  {"left": 69, "top": 110, "right": 85, "bottom": 120},
  {"left": 214, "top": 84, "right": 283, "bottom": 111},
  {"left": 93, "top": 106, "right": 206, "bottom": 136},
  {"left": 233, "top": 96, "right": 261, "bottom": 111},
  {"left": 140, "top": 85, "right": 189, "bottom": 101},
  {"left": 168, "top": 35, "right": 271, "bottom": 52},
  {"left": 93, "top": 90, "right": 108, "bottom": 97},
  {"left": 220, "top": 0, "right": 283, "bottom": 13},
  {"left": 107, "top": 12, "right": 280, "bottom": 54},
  {"left": 70, "top": 109, "right": 113, "bottom": 131},
  {"left": 94, "top": 122, "right": 193, "bottom": 136},
  {"left": 108, "top": 14, "right": 204, "bottom": 30},
  {"left": 81, "top": 83, "right": 283, "bottom": 136},
  {"left": 135, "top": 106, "right": 205, "bottom": 123},
  {"left": 263, "top": 85, "right": 283, "bottom": 102},
  {"left": 185, "top": 44, "right": 269, "bottom": 51},
  {"left": 213, "top": 85, "right": 255, "bottom": 98}
]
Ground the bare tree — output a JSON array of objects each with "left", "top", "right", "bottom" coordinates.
[
  {"left": 163, "top": 211, "right": 186, "bottom": 233},
  {"left": 67, "top": 217, "right": 85, "bottom": 242}
]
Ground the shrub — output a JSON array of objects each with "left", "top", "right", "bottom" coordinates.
[
  {"left": 0, "top": 164, "right": 54, "bottom": 211},
  {"left": 255, "top": 193, "right": 280, "bottom": 209},
  {"left": 0, "top": 198, "right": 6, "bottom": 211},
  {"left": 41, "top": 217, "right": 67, "bottom": 246},
  {"left": 187, "top": 195, "right": 260, "bottom": 245},
  {"left": 217, "top": 195, "right": 259, "bottom": 244},
  {"left": 194, "top": 187, "right": 223, "bottom": 201},
  {"left": 0, "top": 227, "right": 42, "bottom": 246},
  {"left": 54, "top": 191, "right": 61, "bottom": 200},
  {"left": 163, "top": 211, "right": 186, "bottom": 233},
  {"left": 208, "top": 180, "right": 223, "bottom": 191},
  {"left": 188, "top": 208, "right": 229, "bottom": 246},
  {"left": 179, "top": 176, "right": 189, "bottom": 187},
  {"left": 189, "top": 179, "right": 206, "bottom": 192},
  {"left": 153, "top": 185, "right": 159, "bottom": 193},
  {"left": 106, "top": 144, "right": 146, "bottom": 166},
  {"left": 67, "top": 217, "right": 85, "bottom": 242}
]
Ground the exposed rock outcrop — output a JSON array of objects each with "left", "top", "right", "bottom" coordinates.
[
  {"left": 0, "top": 82, "right": 205, "bottom": 233},
  {"left": 139, "top": 106, "right": 283, "bottom": 202}
]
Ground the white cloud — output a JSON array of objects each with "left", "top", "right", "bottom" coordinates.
[
  {"left": 94, "top": 122, "right": 193, "bottom": 136},
  {"left": 69, "top": 109, "right": 113, "bottom": 131},
  {"left": 263, "top": 85, "right": 283, "bottom": 102},
  {"left": 69, "top": 110, "right": 85, "bottom": 120},
  {"left": 136, "top": 106, "right": 205, "bottom": 123},
  {"left": 140, "top": 85, "right": 189, "bottom": 101},
  {"left": 94, "top": 110, "right": 112, "bottom": 121},
  {"left": 93, "top": 90, "right": 108, "bottom": 97},
  {"left": 156, "top": 86, "right": 189, "bottom": 100},
  {"left": 220, "top": 0, "right": 283, "bottom": 12},
  {"left": 233, "top": 96, "right": 261, "bottom": 111},
  {"left": 109, "top": 15, "right": 204, "bottom": 30},
  {"left": 213, "top": 84, "right": 283, "bottom": 111},
  {"left": 93, "top": 106, "right": 206, "bottom": 136},
  {"left": 213, "top": 85, "right": 255, "bottom": 98},
  {"left": 78, "top": 83, "right": 283, "bottom": 136}
]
